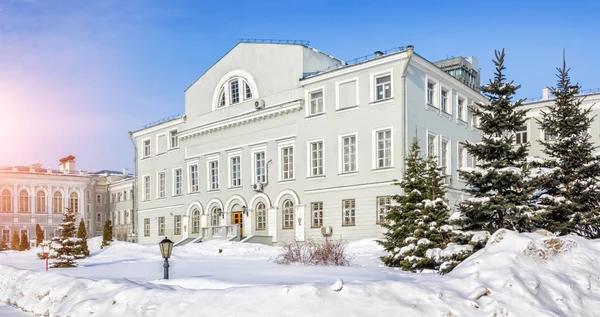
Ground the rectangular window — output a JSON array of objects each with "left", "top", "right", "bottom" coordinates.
[
  {"left": 123, "top": 191, "right": 128, "bottom": 201},
  {"left": 338, "top": 80, "right": 357, "bottom": 109},
  {"left": 158, "top": 217, "right": 165, "bottom": 236},
  {"left": 428, "top": 133, "right": 437, "bottom": 157},
  {"left": 117, "top": 192, "right": 122, "bottom": 202},
  {"left": 441, "top": 89, "right": 449, "bottom": 113},
  {"left": 310, "top": 141, "right": 324, "bottom": 176},
  {"left": 230, "top": 156, "right": 241, "bottom": 187},
  {"left": 209, "top": 161, "right": 219, "bottom": 190},
  {"left": 170, "top": 130, "right": 178, "bottom": 149},
  {"left": 174, "top": 168, "right": 182, "bottom": 196},
  {"left": 309, "top": 90, "right": 324, "bottom": 115},
  {"left": 311, "top": 202, "right": 323, "bottom": 228},
  {"left": 143, "top": 176, "right": 150, "bottom": 201},
  {"left": 144, "top": 218, "right": 150, "bottom": 237},
  {"left": 458, "top": 144, "right": 465, "bottom": 170},
  {"left": 458, "top": 98, "right": 466, "bottom": 121},
  {"left": 282, "top": 146, "right": 294, "bottom": 180},
  {"left": 255, "top": 151, "right": 266, "bottom": 184},
  {"left": 96, "top": 194, "right": 101, "bottom": 205},
  {"left": 375, "top": 75, "right": 391, "bottom": 100},
  {"left": 516, "top": 126, "right": 528, "bottom": 144},
  {"left": 544, "top": 131, "right": 556, "bottom": 142},
  {"left": 190, "top": 164, "right": 199, "bottom": 193},
  {"left": 342, "top": 199, "right": 356, "bottom": 226},
  {"left": 174, "top": 215, "right": 181, "bottom": 235},
  {"left": 245, "top": 82, "right": 252, "bottom": 99},
  {"left": 427, "top": 82, "right": 436, "bottom": 106},
  {"left": 143, "top": 140, "right": 151, "bottom": 158},
  {"left": 230, "top": 80, "right": 239, "bottom": 104},
  {"left": 342, "top": 135, "right": 357, "bottom": 173},
  {"left": 376, "top": 129, "right": 392, "bottom": 168},
  {"left": 96, "top": 213, "right": 101, "bottom": 222},
  {"left": 111, "top": 193, "right": 115, "bottom": 204},
  {"left": 376, "top": 196, "right": 392, "bottom": 224},
  {"left": 158, "top": 172, "right": 166, "bottom": 198},
  {"left": 441, "top": 139, "right": 450, "bottom": 175}
]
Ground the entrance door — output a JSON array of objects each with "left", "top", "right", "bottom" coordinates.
[{"left": 232, "top": 212, "right": 243, "bottom": 237}]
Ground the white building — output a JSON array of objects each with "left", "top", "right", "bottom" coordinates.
[{"left": 131, "top": 40, "right": 487, "bottom": 246}]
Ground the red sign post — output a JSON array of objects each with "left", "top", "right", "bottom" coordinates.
[{"left": 41, "top": 244, "right": 49, "bottom": 271}]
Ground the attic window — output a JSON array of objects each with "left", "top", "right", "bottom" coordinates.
[{"left": 216, "top": 76, "right": 254, "bottom": 109}]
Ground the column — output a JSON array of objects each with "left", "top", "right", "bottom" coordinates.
[
  {"left": 295, "top": 204, "right": 305, "bottom": 242},
  {"left": 267, "top": 206, "right": 277, "bottom": 243}
]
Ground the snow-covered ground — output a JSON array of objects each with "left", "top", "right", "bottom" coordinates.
[{"left": 1, "top": 230, "right": 599, "bottom": 316}]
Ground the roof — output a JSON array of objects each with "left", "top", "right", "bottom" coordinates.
[
  {"left": 0, "top": 165, "right": 85, "bottom": 176},
  {"left": 59, "top": 155, "right": 76, "bottom": 163}
]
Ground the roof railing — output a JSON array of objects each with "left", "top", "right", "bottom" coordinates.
[
  {"left": 239, "top": 38, "right": 310, "bottom": 46},
  {"left": 524, "top": 88, "right": 600, "bottom": 104},
  {"left": 141, "top": 114, "right": 181, "bottom": 129}
]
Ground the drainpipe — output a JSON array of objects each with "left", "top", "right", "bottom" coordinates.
[
  {"left": 400, "top": 45, "right": 414, "bottom": 161},
  {"left": 128, "top": 131, "right": 137, "bottom": 243}
]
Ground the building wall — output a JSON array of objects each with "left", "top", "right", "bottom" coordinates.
[{"left": 108, "top": 178, "right": 134, "bottom": 242}]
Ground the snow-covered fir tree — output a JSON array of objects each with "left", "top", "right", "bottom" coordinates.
[
  {"left": 101, "top": 220, "right": 113, "bottom": 249},
  {"left": 35, "top": 223, "right": 44, "bottom": 247},
  {"left": 19, "top": 231, "right": 30, "bottom": 251},
  {"left": 378, "top": 137, "right": 473, "bottom": 273},
  {"left": 51, "top": 207, "right": 84, "bottom": 268},
  {"left": 0, "top": 234, "right": 8, "bottom": 251},
  {"left": 457, "top": 49, "right": 533, "bottom": 233},
  {"left": 77, "top": 218, "right": 90, "bottom": 257},
  {"left": 530, "top": 57, "right": 600, "bottom": 238},
  {"left": 11, "top": 231, "right": 19, "bottom": 250}
]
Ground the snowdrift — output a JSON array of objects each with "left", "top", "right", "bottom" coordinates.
[{"left": 0, "top": 231, "right": 599, "bottom": 316}]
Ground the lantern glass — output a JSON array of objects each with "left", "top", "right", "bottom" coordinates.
[{"left": 159, "top": 237, "right": 173, "bottom": 259}]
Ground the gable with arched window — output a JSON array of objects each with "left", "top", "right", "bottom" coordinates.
[
  {"left": 69, "top": 192, "right": 79, "bottom": 214},
  {"left": 1, "top": 189, "right": 11, "bottom": 212},
  {"left": 19, "top": 189, "right": 29, "bottom": 213},
  {"left": 36, "top": 191, "right": 47, "bottom": 213},
  {"left": 191, "top": 208, "right": 200, "bottom": 234},
  {"left": 213, "top": 70, "right": 258, "bottom": 110},
  {"left": 53, "top": 191, "right": 63, "bottom": 214}
]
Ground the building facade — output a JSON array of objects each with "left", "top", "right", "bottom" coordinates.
[
  {"left": 132, "top": 41, "right": 487, "bottom": 246},
  {"left": 107, "top": 174, "right": 135, "bottom": 242}
]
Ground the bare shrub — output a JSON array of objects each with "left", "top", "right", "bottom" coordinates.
[{"left": 273, "top": 239, "right": 352, "bottom": 266}]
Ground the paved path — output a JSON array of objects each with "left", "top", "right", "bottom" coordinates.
[{"left": 0, "top": 304, "right": 33, "bottom": 316}]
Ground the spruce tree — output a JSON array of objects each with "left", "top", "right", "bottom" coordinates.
[
  {"left": 11, "top": 231, "right": 20, "bottom": 250},
  {"left": 457, "top": 49, "right": 533, "bottom": 233},
  {"left": 77, "top": 218, "right": 90, "bottom": 257},
  {"left": 19, "top": 231, "right": 30, "bottom": 251},
  {"left": 0, "top": 234, "right": 8, "bottom": 251},
  {"left": 101, "top": 220, "right": 113, "bottom": 249},
  {"left": 531, "top": 56, "right": 600, "bottom": 238},
  {"left": 50, "top": 207, "right": 83, "bottom": 268},
  {"left": 35, "top": 224, "right": 44, "bottom": 247}
]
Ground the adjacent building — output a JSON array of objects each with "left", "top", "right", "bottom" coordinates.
[{"left": 131, "top": 40, "right": 487, "bottom": 246}]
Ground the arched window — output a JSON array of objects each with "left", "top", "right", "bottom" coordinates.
[
  {"left": 19, "top": 190, "right": 29, "bottom": 213},
  {"left": 53, "top": 192, "right": 63, "bottom": 214},
  {"left": 282, "top": 200, "right": 294, "bottom": 229},
  {"left": 36, "top": 191, "right": 47, "bottom": 213},
  {"left": 216, "top": 77, "right": 254, "bottom": 109},
  {"left": 1, "top": 189, "right": 11, "bottom": 213},
  {"left": 211, "top": 207, "right": 220, "bottom": 227},
  {"left": 192, "top": 209, "right": 200, "bottom": 234},
  {"left": 69, "top": 192, "right": 79, "bottom": 214},
  {"left": 256, "top": 202, "right": 266, "bottom": 230}
]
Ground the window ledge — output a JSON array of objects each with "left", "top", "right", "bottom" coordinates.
[
  {"left": 372, "top": 167, "right": 394, "bottom": 173},
  {"left": 457, "top": 118, "right": 468, "bottom": 126},
  {"left": 426, "top": 103, "right": 439, "bottom": 112},
  {"left": 141, "top": 157, "right": 151, "bottom": 161},
  {"left": 207, "top": 189, "right": 221, "bottom": 193},
  {"left": 156, "top": 152, "right": 167, "bottom": 157},
  {"left": 306, "top": 112, "right": 325, "bottom": 120},
  {"left": 172, "top": 194, "right": 183, "bottom": 198},
  {"left": 336, "top": 105, "right": 359, "bottom": 113},
  {"left": 157, "top": 197, "right": 167, "bottom": 200},
  {"left": 282, "top": 227, "right": 294, "bottom": 230},
  {"left": 370, "top": 97, "right": 394, "bottom": 106},
  {"left": 441, "top": 111, "right": 452, "bottom": 118},
  {"left": 227, "top": 186, "right": 243, "bottom": 191},
  {"left": 187, "top": 192, "right": 200, "bottom": 196},
  {"left": 311, "top": 226, "right": 323, "bottom": 229},
  {"left": 342, "top": 224, "right": 356, "bottom": 227},
  {"left": 338, "top": 171, "right": 359, "bottom": 177},
  {"left": 307, "top": 175, "right": 326, "bottom": 181},
  {"left": 168, "top": 148, "right": 180, "bottom": 153},
  {"left": 278, "top": 179, "right": 296, "bottom": 185}
]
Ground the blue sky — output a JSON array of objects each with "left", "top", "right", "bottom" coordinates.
[{"left": 0, "top": 0, "right": 598, "bottom": 172}]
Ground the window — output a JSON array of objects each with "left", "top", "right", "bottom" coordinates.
[
  {"left": 211, "top": 207, "right": 220, "bottom": 227},
  {"left": 245, "top": 81, "right": 252, "bottom": 99},
  {"left": 53, "top": 192, "right": 62, "bottom": 214},
  {"left": 311, "top": 202, "right": 323, "bottom": 228},
  {"left": 170, "top": 130, "right": 178, "bottom": 149},
  {"left": 428, "top": 133, "right": 437, "bottom": 157},
  {"left": 309, "top": 90, "right": 324, "bottom": 115},
  {"left": 375, "top": 74, "right": 391, "bottom": 101},
  {"left": 143, "top": 140, "right": 151, "bottom": 158},
  {"left": 123, "top": 191, "right": 127, "bottom": 201},
  {"left": 230, "top": 156, "right": 241, "bottom": 187},
  {"left": 158, "top": 217, "right": 165, "bottom": 236},
  {"left": 192, "top": 209, "right": 200, "bottom": 233},
  {"left": 144, "top": 218, "right": 150, "bottom": 237},
  {"left": 19, "top": 190, "right": 29, "bottom": 213},
  {"left": 117, "top": 192, "right": 122, "bottom": 202},
  {"left": 310, "top": 141, "right": 324, "bottom": 176},
  {"left": 143, "top": 175, "right": 151, "bottom": 200},
  {"left": 209, "top": 161, "right": 219, "bottom": 190},
  {"left": 96, "top": 194, "right": 102, "bottom": 205},
  {"left": 174, "top": 168, "right": 182, "bottom": 196},
  {"left": 441, "top": 89, "right": 449, "bottom": 113},
  {"left": 1, "top": 190, "right": 11, "bottom": 212},
  {"left": 256, "top": 202, "right": 266, "bottom": 230},
  {"left": 174, "top": 215, "right": 181, "bottom": 235},
  {"left": 97, "top": 213, "right": 101, "bottom": 222},
  {"left": 282, "top": 200, "right": 294, "bottom": 229},
  {"left": 427, "top": 81, "right": 436, "bottom": 106},
  {"left": 377, "top": 196, "right": 391, "bottom": 224},
  {"left": 516, "top": 126, "right": 528, "bottom": 144},
  {"left": 36, "top": 191, "right": 46, "bottom": 213},
  {"left": 441, "top": 138, "right": 450, "bottom": 175},
  {"left": 254, "top": 152, "right": 266, "bottom": 184},
  {"left": 189, "top": 164, "right": 199, "bottom": 193},
  {"left": 111, "top": 193, "right": 115, "bottom": 203},
  {"left": 230, "top": 79, "right": 240, "bottom": 104},
  {"left": 218, "top": 88, "right": 226, "bottom": 108},
  {"left": 342, "top": 135, "right": 357, "bottom": 173},
  {"left": 376, "top": 129, "right": 392, "bottom": 168},
  {"left": 158, "top": 171, "right": 166, "bottom": 198},
  {"left": 342, "top": 199, "right": 356, "bottom": 226},
  {"left": 125, "top": 210, "right": 130, "bottom": 224},
  {"left": 282, "top": 146, "right": 294, "bottom": 180},
  {"left": 458, "top": 144, "right": 466, "bottom": 170},
  {"left": 1, "top": 230, "right": 9, "bottom": 243},
  {"left": 69, "top": 192, "right": 79, "bottom": 214},
  {"left": 458, "top": 98, "right": 466, "bottom": 121},
  {"left": 544, "top": 131, "right": 556, "bottom": 142}
]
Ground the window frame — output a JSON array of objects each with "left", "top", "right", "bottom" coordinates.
[
  {"left": 457, "top": 94, "right": 467, "bottom": 122},
  {"left": 306, "top": 88, "right": 325, "bottom": 117},
  {"left": 376, "top": 196, "right": 392, "bottom": 224},
  {"left": 342, "top": 199, "right": 356, "bottom": 226},
  {"left": 174, "top": 215, "right": 181, "bottom": 235},
  {"left": 144, "top": 218, "right": 150, "bottom": 237},
  {"left": 158, "top": 216, "right": 165, "bottom": 236},
  {"left": 373, "top": 127, "right": 393, "bottom": 170},
  {"left": 516, "top": 125, "right": 528, "bottom": 145},
  {"left": 188, "top": 163, "right": 199, "bottom": 194},
  {"left": 19, "top": 189, "right": 29, "bottom": 213},
  {"left": 142, "top": 139, "right": 151, "bottom": 159},
  {"left": 427, "top": 131, "right": 438, "bottom": 158},
  {"left": 157, "top": 171, "right": 166, "bottom": 199},
  {"left": 441, "top": 136, "right": 451, "bottom": 176},
  {"left": 311, "top": 201, "right": 323, "bottom": 228},
  {"left": 255, "top": 202, "right": 267, "bottom": 231},
  {"left": 307, "top": 139, "right": 325, "bottom": 177},
  {"left": 371, "top": 70, "right": 394, "bottom": 103},
  {"left": 53, "top": 191, "right": 62, "bottom": 214},
  {"left": 191, "top": 209, "right": 200, "bottom": 234},
  {"left": 440, "top": 87, "right": 451, "bottom": 114},
  {"left": 251, "top": 148, "right": 267, "bottom": 185},
  {"left": 208, "top": 159, "right": 220, "bottom": 191},
  {"left": 335, "top": 77, "right": 359, "bottom": 110},
  {"left": 1, "top": 189, "right": 12, "bottom": 213},
  {"left": 282, "top": 200, "right": 294, "bottom": 229},
  {"left": 229, "top": 154, "right": 242, "bottom": 188},
  {"left": 36, "top": 190, "right": 46, "bottom": 214},
  {"left": 339, "top": 132, "right": 358, "bottom": 174},
  {"left": 169, "top": 129, "right": 179, "bottom": 150},
  {"left": 173, "top": 167, "right": 183, "bottom": 196},
  {"left": 279, "top": 140, "right": 295, "bottom": 182},
  {"left": 143, "top": 175, "right": 151, "bottom": 201}
]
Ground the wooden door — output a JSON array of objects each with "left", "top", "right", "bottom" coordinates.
[{"left": 232, "top": 211, "right": 243, "bottom": 237}]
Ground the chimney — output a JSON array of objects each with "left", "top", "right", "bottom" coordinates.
[
  {"left": 542, "top": 87, "right": 551, "bottom": 100},
  {"left": 374, "top": 51, "right": 384, "bottom": 58},
  {"left": 406, "top": 45, "right": 414, "bottom": 52},
  {"left": 123, "top": 168, "right": 129, "bottom": 176}
]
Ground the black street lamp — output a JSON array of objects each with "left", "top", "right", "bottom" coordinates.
[{"left": 159, "top": 236, "right": 174, "bottom": 279}]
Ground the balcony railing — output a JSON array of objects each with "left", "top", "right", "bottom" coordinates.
[{"left": 198, "top": 224, "right": 239, "bottom": 240}]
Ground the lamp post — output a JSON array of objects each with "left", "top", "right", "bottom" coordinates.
[
  {"left": 41, "top": 243, "right": 49, "bottom": 272},
  {"left": 158, "top": 236, "right": 173, "bottom": 279}
]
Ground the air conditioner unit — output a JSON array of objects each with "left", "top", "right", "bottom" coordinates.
[
  {"left": 321, "top": 226, "right": 333, "bottom": 236},
  {"left": 254, "top": 99, "right": 266, "bottom": 109},
  {"left": 252, "top": 183, "right": 264, "bottom": 192}
]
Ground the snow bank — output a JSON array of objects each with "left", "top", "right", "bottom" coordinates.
[{"left": 1, "top": 232, "right": 600, "bottom": 316}]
